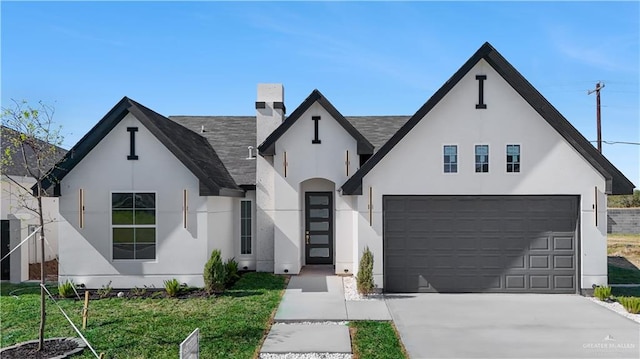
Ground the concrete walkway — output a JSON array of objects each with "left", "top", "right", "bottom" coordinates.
[{"left": 260, "top": 265, "right": 391, "bottom": 356}]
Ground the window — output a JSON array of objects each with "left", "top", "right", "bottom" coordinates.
[
  {"left": 475, "top": 145, "right": 489, "bottom": 173},
  {"left": 507, "top": 145, "right": 520, "bottom": 173},
  {"left": 443, "top": 145, "right": 458, "bottom": 173},
  {"left": 112, "top": 193, "right": 156, "bottom": 260},
  {"left": 240, "top": 200, "right": 252, "bottom": 255}
]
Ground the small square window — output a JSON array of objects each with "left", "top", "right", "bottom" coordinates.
[
  {"left": 475, "top": 145, "right": 489, "bottom": 173},
  {"left": 443, "top": 145, "right": 458, "bottom": 173},
  {"left": 507, "top": 145, "right": 520, "bottom": 173}
]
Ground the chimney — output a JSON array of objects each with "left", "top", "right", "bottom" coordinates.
[{"left": 256, "top": 83, "right": 285, "bottom": 146}]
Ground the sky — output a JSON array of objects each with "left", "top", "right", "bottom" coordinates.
[{"left": 1, "top": 1, "right": 639, "bottom": 187}]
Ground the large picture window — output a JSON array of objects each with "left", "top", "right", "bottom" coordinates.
[
  {"left": 240, "top": 201, "right": 252, "bottom": 255},
  {"left": 112, "top": 192, "right": 156, "bottom": 260}
]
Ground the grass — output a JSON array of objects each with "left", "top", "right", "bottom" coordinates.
[
  {"left": 350, "top": 321, "right": 406, "bottom": 359},
  {"left": 608, "top": 264, "right": 640, "bottom": 284},
  {"left": 1, "top": 273, "right": 285, "bottom": 358}
]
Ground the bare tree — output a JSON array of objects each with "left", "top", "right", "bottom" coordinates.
[{"left": 1, "top": 99, "right": 65, "bottom": 351}]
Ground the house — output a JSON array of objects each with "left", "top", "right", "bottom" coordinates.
[
  {"left": 1, "top": 126, "right": 66, "bottom": 282},
  {"left": 40, "top": 42, "right": 634, "bottom": 293}
]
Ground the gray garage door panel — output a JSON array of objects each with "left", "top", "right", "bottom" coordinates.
[{"left": 383, "top": 196, "right": 578, "bottom": 293}]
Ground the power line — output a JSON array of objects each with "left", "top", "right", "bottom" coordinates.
[{"left": 589, "top": 140, "right": 640, "bottom": 145}]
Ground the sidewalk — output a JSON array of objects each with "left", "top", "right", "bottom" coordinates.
[{"left": 259, "top": 266, "right": 391, "bottom": 357}]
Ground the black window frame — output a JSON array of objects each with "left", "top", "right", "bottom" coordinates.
[{"left": 111, "top": 192, "right": 156, "bottom": 260}]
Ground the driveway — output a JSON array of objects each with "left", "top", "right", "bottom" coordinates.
[{"left": 386, "top": 294, "right": 639, "bottom": 358}]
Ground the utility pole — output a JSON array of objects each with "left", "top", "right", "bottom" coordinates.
[{"left": 588, "top": 82, "right": 605, "bottom": 152}]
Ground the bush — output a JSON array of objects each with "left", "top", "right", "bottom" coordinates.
[
  {"left": 608, "top": 190, "right": 640, "bottom": 208},
  {"left": 58, "top": 280, "right": 75, "bottom": 298},
  {"left": 97, "top": 281, "right": 112, "bottom": 298},
  {"left": 357, "top": 246, "right": 375, "bottom": 295},
  {"left": 618, "top": 296, "right": 640, "bottom": 314},
  {"left": 225, "top": 257, "right": 240, "bottom": 287},
  {"left": 204, "top": 249, "right": 226, "bottom": 294},
  {"left": 594, "top": 285, "right": 612, "bottom": 301},
  {"left": 131, "top": 286, "right": 148, "bottom": 296},
  {"left": 164, "top": 279, "right": 181, "bottom": 297}
]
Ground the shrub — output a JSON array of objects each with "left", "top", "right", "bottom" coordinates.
[
  {"left": 608, "top": 190, "right": 640, "bottom": 208},
  {"left": 618, "top": 297, "right": 640, "bottom": 314},
  {"left": 58, "top": 280, "right": 75, "bottom": 298},
  {"left": 164, "top": 279, "right": 181, "bottom": 297},
  {"left": 131, "top": 286, "right": 147, "bottom": 296},
  {"left": 97, "top": 281, "right": 112, "bottom": 298},
  {"left": 225, "top": 257, "right": 240, "bottom": 287},
  {"left": 357, "top": 246, "right": 375, "bottom": 295},
  {"left": 594, "top": 285, "right": 612, "bottom": 301},
  {"left": 204, "top": 249, "right": 226, "bottom": 294}
]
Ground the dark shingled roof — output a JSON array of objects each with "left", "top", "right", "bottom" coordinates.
[
  {"left": 38, "top": 97, "right": 244, "bottom": 197},
  {"left": 341, "top": 42, "right": 635, "bottom": 195},
  {"left": 1, "top": 125, "right": 67, "bottom": 177},
  {"left": 345, "top": 116, "right": 410, "bottom": 150},
  {"left": 169, "top": 115, "right": 410, "bottom": 186},
  {"left": 169, "top": 116, "right": 257, "bottom": 187}
]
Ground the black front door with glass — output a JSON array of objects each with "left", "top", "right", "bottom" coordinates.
[{"left": 305, "top": 192, "right": 333, "bottom": 265}]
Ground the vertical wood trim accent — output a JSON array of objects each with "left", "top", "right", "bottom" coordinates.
[
  {"left": 283, "top": 151, "right": 288, "bottom": 177},
  {"left": 594, "top": 186, "right": 598, "bottom": 227},
  {"left": 79, "top": 188, "right": 84, "bottom": 228},
  {"left": 183, "top": 189, "right": 188, "bottom": 229},
  {"left": 346, "top": 150, "right": 350, "bottom": 177},
  {"left": 368, "top": 186, "right": 373, "bottom": 225}
]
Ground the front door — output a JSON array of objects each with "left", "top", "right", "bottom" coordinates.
[
  {"left": 305, "top": 192, "right": 333, "bottom": 265},
  {"left": 1, "top": 220, "right": 10, "bottom": 280}
]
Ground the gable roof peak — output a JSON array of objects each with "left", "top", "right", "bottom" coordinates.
[
  {"left": 258, "top": 88, "right": 374, "bottom": 156},
  {"left": 341, "top": 42, "right": 634, "bottom": 195},
  {"left": 36, "top": 97, "right": 243, "bottom": 197}
]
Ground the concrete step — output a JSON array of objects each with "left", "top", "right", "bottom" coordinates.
[{"left": 260, "top": 323, "right": 351, "bottom": 354}]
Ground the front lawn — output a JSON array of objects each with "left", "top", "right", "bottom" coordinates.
[
  {"left": 1, "top": 273, "right": 285, "bottom": 358},
  {"left": 350, "top": 321, "right": 406, "bottom": 359}
]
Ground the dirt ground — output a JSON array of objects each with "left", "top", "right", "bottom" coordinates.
[
  {"left": 28, "top": 258, "right": 58, "bottom": 281},
  {"left": 608, "top": 234, "right": 640, "bottom": 269}
]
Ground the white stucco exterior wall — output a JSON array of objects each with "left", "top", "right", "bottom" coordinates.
[
  {"left": 57, "top": 113, "right": 234, "bottom": 288},
  {"left": 256, "top": 84, "right": 284, "bottom": 272},
  {"left": 270, "top": 101, "right": 359, "bottom": 274},
  {"left": 354, "top": 59, "right": 608, "bottom": 290},
  {"left": 1, "top": 175, "right": 60, "bottom": 281}
]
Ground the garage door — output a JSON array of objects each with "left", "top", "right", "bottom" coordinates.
[{"left": 384, "top": 195, "right": 578, "bottom": 293}]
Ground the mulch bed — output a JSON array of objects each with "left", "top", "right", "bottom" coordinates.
[
  {"left": 29, "top": 259, "right": 58, "bottom": 281},
  {"left": 68, "top": 286, "right": 213, "bottom": 301},
  {"left": 0, "top": 337, "right": 85, "bottom": 359}
]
